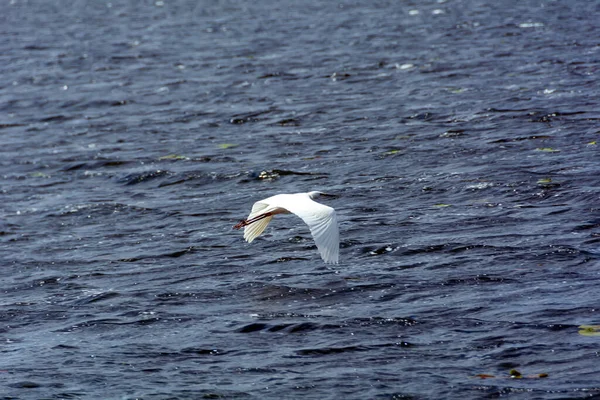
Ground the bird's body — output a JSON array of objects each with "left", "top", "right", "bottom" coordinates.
[{"left": 233, "top": 191, "right": 339, "bottom": 264}]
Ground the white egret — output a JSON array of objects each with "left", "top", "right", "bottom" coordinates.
[{"left": 233, "top": 191, "right": 339, "bottom": 264}]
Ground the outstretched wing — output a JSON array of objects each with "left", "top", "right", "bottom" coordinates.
[
  {"left": 282, "top": 196, "right": 339, "bottom": 264},
  {"left": 243, "top": 201, "right": 273, "bottom": 243}
]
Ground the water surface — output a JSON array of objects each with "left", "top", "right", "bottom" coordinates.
[{"left": 1, "top": 0, "right": 599, "bottom": 398}]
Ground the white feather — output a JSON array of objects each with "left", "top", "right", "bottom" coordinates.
[{"left": 236, "top": 192, "right": 339, "bottom": 264}]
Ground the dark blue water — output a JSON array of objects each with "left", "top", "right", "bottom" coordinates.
[{"left": 2, "top": 0, "right": 600, "bottom": 398}]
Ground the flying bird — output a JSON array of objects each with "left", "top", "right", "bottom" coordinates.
[{"left": 233, "top": 191, "right": 339, "bottom": 264}]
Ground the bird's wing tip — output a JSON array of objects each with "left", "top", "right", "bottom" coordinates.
[{"left": 322, "top": 254, "right": 339, "bottom": 264}]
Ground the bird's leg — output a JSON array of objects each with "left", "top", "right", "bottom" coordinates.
[{"left": 233, "top": 212, "right": 273, "bottom": 230}]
